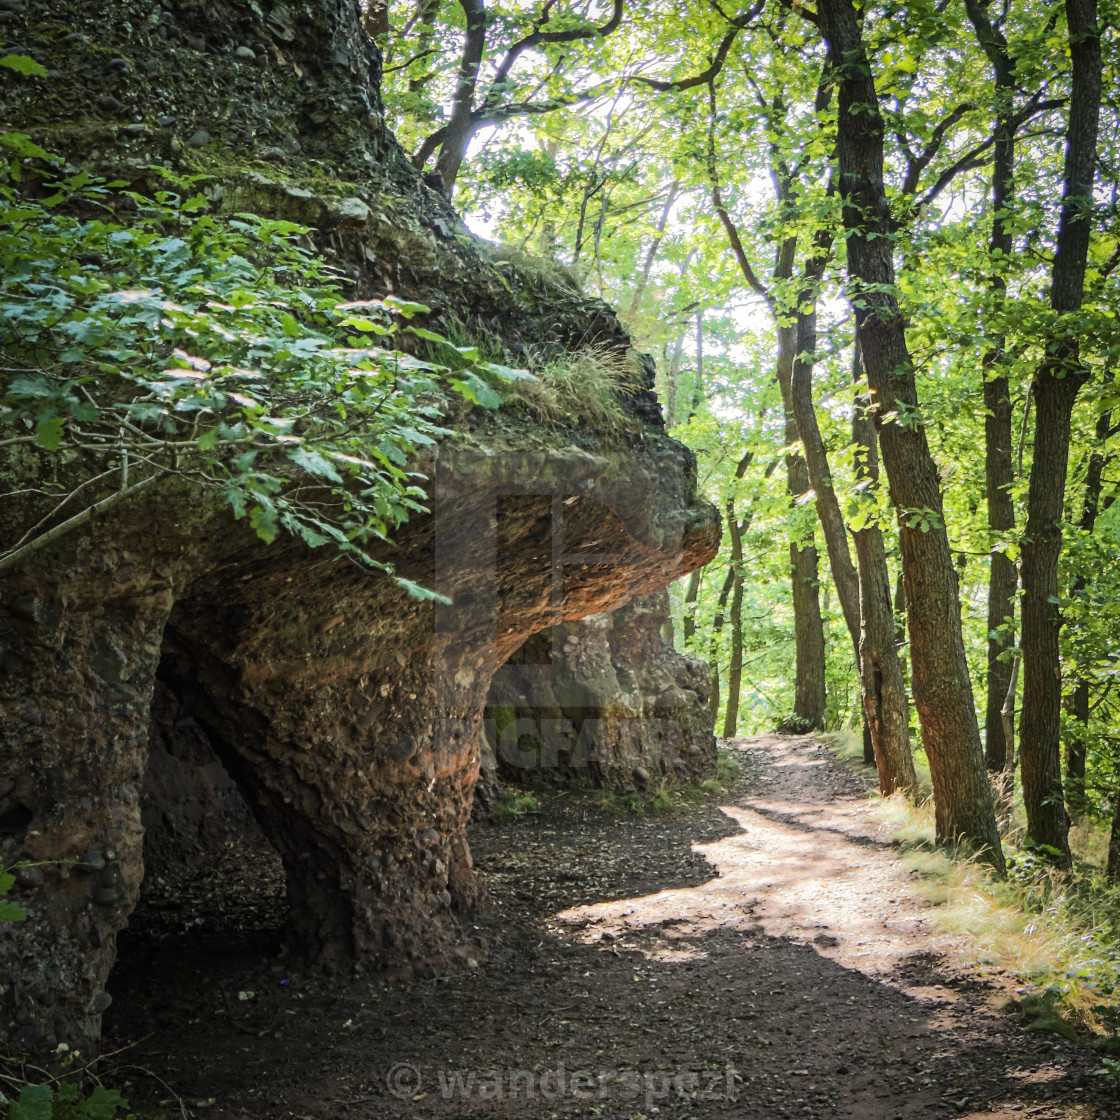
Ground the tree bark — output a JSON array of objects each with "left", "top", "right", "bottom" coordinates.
[
  {"left": 965, "top": 0, "right": 1019, "bottom": 773},
  {"left": 777, "top": 322, "right": 826, "bottom": 731},
  {"left": 708, "top": 564, "right": 735, "bottom": 723},
  {"left": 1108, "top": 793, "right": 1120, "bottom": 883},
  {"left": 723, "top": 499, "right": 746, "bottom": 738},
  {"left": 1019, "top": 0, "right": 1101, "bottom": 866},
  {"left": 816, "top": 0, "right": 1004, "bottom": 864},
  {"left": 1066, "top": 392, "right": 1112, "bottom": 812},
  {"left": 433, "top": 0, "right": 486, "bottom": 194},
  {"left": 850, "top": 345, "right": 918, "bottom": 797},
  {"left": 790, "top": 251, "right": 905, "bottom": 775},
  {"left": 682, "top": 566, "right": 702, "bottom": 649}
]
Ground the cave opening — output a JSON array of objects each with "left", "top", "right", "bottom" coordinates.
[{"left": 104, "top": 641, "right": 288, "bottom": 1038}]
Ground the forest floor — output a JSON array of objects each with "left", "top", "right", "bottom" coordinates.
[{"left": 105, "top": 734, "right": 1117, "bottom": 1120}]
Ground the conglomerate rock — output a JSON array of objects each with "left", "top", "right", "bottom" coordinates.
[
  {"left": 0, "top": 0, "right": 720, "bottom": 1054},
  {"left": 481, "top": 591, "right": 716, "bottom": 797}
]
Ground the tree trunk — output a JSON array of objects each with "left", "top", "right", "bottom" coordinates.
[
  {"left": 777, "top": 323, "right": 827, "bottom": 730},
  {"left": 432, "top": 0, "right": 486, "bottom": 194},
  {"left": 966, "top": 0, "right": 1020, "bottom": 779},
  {"left": 626, "top": 182, "right": 679, "bottom": 318},
  {"left": 817, "top": 0, "right": 1004, "bottom": 864},
  {"left": 721, "top": 499, "right": 748, "bottom": 734},
  {"left": 709, "top": 565, "right": 735, "bottom": 723},
  {"left": 682, "top": 566, "right": 702, "bottom": 649},
  {"left": 1019, "top": 0, "right": 1101, "bottom": 867},
  {"left": 851, "top": 346, "right": 918, "bottom": 797},
  {"left": 1108, "top": 794, "right": 1120, "bottom": 883},
  {"left": 1066, "top": 393, "right": 1112, "bottom": 812},
  {"left": 790, "top": 255, "right": 908, "bottom": 773}
]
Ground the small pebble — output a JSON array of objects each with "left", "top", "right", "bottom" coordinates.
[
  {"left": 158, "top": 113, "right": 176, "bottom": 126},
  {"left": 14, "top": 864, "right": 43, "bottom": 889},
  {"left": 187, "top": 128, "right": 210, "bottom": 148},
  {"left": 76, "top": 850, "right": 105, "bottom": 873},
  {"left": 96, "top": 94, "right": 123, "bottom": 112},
  {"left": 186, "top": 33, "right": 205, "bottom": 51},
  {"left": 235, "top": 45, "right": 255, "bottom": 60}
]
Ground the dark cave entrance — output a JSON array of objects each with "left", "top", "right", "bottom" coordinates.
[{"left": 104, "top": 645, "right": 289, "bottom": 1034}]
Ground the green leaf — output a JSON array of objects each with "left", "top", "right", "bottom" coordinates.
[
  {"left": 450, "top": 372, "right": 503, "bottom": 409},
  {"left": 478, "top": 361, "right": 534, "bottom": 382},
  {"left": 288, "top": 445, "right": 343, "bottom": 483},
  {"left": 12, "top": 1083, "right": 52, "bottom": 1120},
  {"left": 382, "top": 295, "right": 429, "bottom": 318},
  {"left": 395, "top": 576, "right": 452, "bottom": 604},
  {"left": 249, "top": 503, "right": 279, "bottom": 544},
  {"left": 0, "top": 897, "right": 27, "bottom": 921},
  {"left": 83, "top": 1086, "right": 130, "bottom": 1119},
  {"left": 404, "top": 325, "right": 450, "bottom": 343},
  {"left": 34, "top": 417, "right": 65, "bottom": 450}
]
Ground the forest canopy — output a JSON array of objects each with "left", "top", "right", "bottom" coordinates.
[{"left": 375, "top": 0, "right": 1120, "bottom": 873}]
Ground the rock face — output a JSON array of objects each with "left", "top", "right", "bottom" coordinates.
[
  {"left": 481, "top": 591, "right": 716, "bottom": 796},
  {"left": 0, "top": 0, "right": 720, "bottom": 1054}
]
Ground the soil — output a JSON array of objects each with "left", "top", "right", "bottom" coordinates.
[{"left": 103, "top": 734, "right": 1117, "bottom": 1120}]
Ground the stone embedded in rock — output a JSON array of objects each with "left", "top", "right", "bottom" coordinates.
[
  {"left": 483, "top": 590, "right": 716, "bottom": 795},
  {"left": 187, "top": 129, "right": 210, "bottom": 148},
  {"left": 333, "top": 196, "right": 370, "bottom": 225}
]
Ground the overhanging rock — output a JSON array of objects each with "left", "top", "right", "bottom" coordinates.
[
  {"left": 482, "top": 590, "right": 716, "bottom": 797},
  {"left": 0, "top": 0, "right": 720, "bottom": 1055}
]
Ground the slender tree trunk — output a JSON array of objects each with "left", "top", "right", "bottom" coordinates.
[
  {"left": 817, "top": 0, "right": 1004, "bottom": 864},
  {"left": 1108, "top": 794, "right": 1120, "bottom": 883},
  {"left": 626, "top": 182, "right": 679, "bottom": 318},
  {"left": 683, "top": 567, "right": 702, "bottom": 649},
  {"left": 850, "top": 345, "right": 918, "bottom": 797},
  {"left": 723, "top": 501, "right": 746, "bottom": 738},
  {"left": 1066, "top": 394, "right": 1112, "bottom": 812},
  {"left": 966, "top": 0, "right": 1020, "bottom": 773},
  {"left": 1020, "top": 0, "right": 1101, "bottom": 867},
  {"left": 708, "top": 565, "right": 735, "bottom": 723},
  {"left": 790, "top": 250, "right": 902, "bottom": 772},
  {"left": 777, "top": 323, "right": 826, "bottom": 730},
  {"left": 432, "top": 0, "right": 485, "bottom": 194}
]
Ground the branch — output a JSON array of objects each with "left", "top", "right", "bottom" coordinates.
[
  {"left": 486, "top": 0, "right": 625, "bottom": 97},
  {"left": 0, "top": 474, "right": 159, "bottom": 574},
  {"left": 432, "top": 0, "right": 488, "bottom": 193},
  {"left": 706, "top": 82, "right": 771, "bottom": 303},
  {"left": 778, "top": 0, "right": 818, "bottom": 24},
  {"left": 633, "top": 3, "right": 763, "bottom": 91},
  {"left": 902, "top": 102, "right": 977, "bottom": 196}
]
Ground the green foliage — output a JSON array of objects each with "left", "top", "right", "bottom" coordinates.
[
  {"left": 5, "top": 1083, "right": 132, "bottom": 1120},
  {"left": 0, "top": 867, "right": 26, "bottom": 923},
  {"left": 0, "top": 151, "right": 529, "bottom": 592},
  {"left": 491, "top": 791, "right": 540, "bottom": 822}
]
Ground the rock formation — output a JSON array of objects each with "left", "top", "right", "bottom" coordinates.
[
  {"left": 481, "top": 590, "right": 716, "bottom": 798},
  {"left": 0, "top": 0, "right": 719, "bottom": 1053}
]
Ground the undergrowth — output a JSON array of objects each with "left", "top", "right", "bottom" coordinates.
[
  {"left": 505, "top": 346, "right": 646, "bottom": 433},
  {"left": 588, "top": 749, "right": 742, "bottom": 816},
  {"left": 492, "top": 750, "right": 742, "bottom": 820},
  {"left": 826, "top": 738, "right": 1120, "bottom": 1044}
]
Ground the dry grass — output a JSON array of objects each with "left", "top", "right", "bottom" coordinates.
[
  {"left": 868, "top": 789, "right": 1120, "bottom": 1036},
  {"left": 507, "top": 345, "right": 647, "bottom": 432}
]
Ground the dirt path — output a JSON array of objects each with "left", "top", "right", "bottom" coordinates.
[{"left": 106, "top": 735, "right": 1114, "bottom": 1120}]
